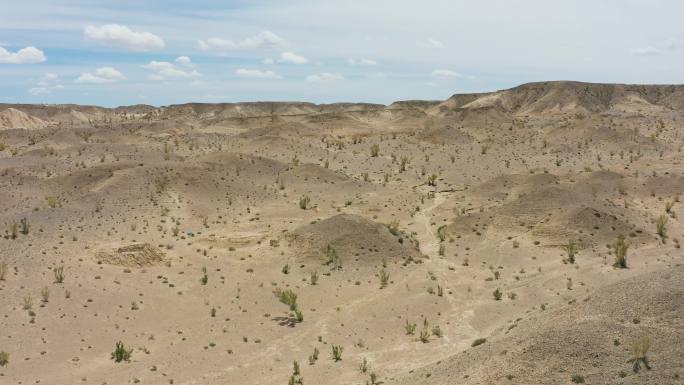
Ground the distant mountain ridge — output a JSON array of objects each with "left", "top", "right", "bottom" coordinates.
[{"left": 2, "top": 81, "right": 684, "bottom": 128}]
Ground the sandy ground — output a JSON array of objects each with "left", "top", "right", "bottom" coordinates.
[{"left": 0, "top": 81, "right": 682, "bottom": 384}]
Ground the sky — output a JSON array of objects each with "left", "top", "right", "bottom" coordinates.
[{"left": 0, "top": 0, "right": 682, "bottom": 107}]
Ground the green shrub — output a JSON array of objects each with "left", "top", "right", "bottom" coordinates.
[
  {"left": 562, "top": 241, "right": 577, "bottom": 264},
  {"left": 0, "top": 261, "right": 6, "bottom": 281},
  {"left": 612, "top": 235, "right": 629, "bottom": 268},
  {"left": 299, "top": 195, "right": 310, "bottom": 210},
  {"left": 53, "top": 265, "right": 64, "bottom": 283},
  {"left": 370, "top": 144, "right": 380, "bottom": 157},
  {"left": 656, "top": 215, "right": 668, "bottom": 240},
  {"left": 379, "top": 269, "right": 389, "bottom": 289},
  {"left": 331, "top": 345, "right": 343, "bottom": 361},
  {"left": 111, "top": 341, "right": 132, "bottom": 362}
]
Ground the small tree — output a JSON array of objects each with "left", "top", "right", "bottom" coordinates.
[
  {"left": 612, "top": 235, "right": 629, "bottom": 268},
  {"left": 111, "top": 341, "right": 132, "bottom": 362}
]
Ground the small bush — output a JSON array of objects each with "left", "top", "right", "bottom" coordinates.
[
  {"left": 273, "top": 288, "right": 298, "bottom": 311},
  {"left": 0, "top": 261, "right": 7, "bottom": 281},
  {"left": 0, "top": 351, "right": 8, "bottom": 366},
  {"left": 370, "top": 144, "right": 380, "bottom": 157},
  {"left": 379, "top": 269, "right": 389, "bottom": 289},
  {"left": 612, "top": 235, "right": 629, "bottom": 268},
  {"left": 405, "top": 320, "right": 416, "bottom": 335},
  {"left": 493, "top": 288, "right": 502, "bottom": 301},
  {"left": 656, "top": 215, "right": 668, "bottom": 240},
  {"left": 331, "top": 345, "right": 343, "bottom": 361},
  {"left": 40, "top": 287, "right": 49, "bottom": 303},
  {"left": 562, "top": 241, "right": 577, "bottom": 264},
  {"left": 19, "top": 218, "right": 29, "bottom": 235},
  {"left": 308, "top": 347, "right": 319, "bottom": 365},
  {"left": 571, "top": 374, "right": 585, "bottom": 383},
  {"left": 111, "top": 341, "right": 132, "bottom": 362},
  {"left": 628, "top": 336, "right": 651, "bottom": 373},
  {"left": 299, "top": 195, "right": 310, "bottom": 210},
  {"left": 53, "top": 265, "right": 64, "bottom": 283}
]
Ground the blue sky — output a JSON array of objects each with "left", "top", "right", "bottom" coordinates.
[{"left": 0, "top": 0, "right": 682, "bottom": 107}]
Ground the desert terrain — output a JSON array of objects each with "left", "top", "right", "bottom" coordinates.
[{"left": 0, "top": 81, "right": 682, "bottom": 384}]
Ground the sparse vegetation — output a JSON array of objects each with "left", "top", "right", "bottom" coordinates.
[
  {"left": 656, "top": 215, "right": 668, "bottom": 241},
  {"left": 370, "top": 143, "right": 380, "bottom": 157},
  {"left": 299, "top": 195, "right": 311, "bottom": 210},
  {"left": 53, "top": 265, "right": 64, "bottom": 283},
  {"left": 111, "top": 341, "right": 132, "bottom": 363},
  {"left": 612, "top": 235, "right": 629, "bottom": 268},
  {"left": 562, "top": 241, "right": 577, "bottom": 264},
  {"left": 332, "top": 345, "right": 343, "bottom": 361},
  {"left": 628, "top": 336, "right": 651, "bottom": 373},
  {"left": 379, "top": 269, "right": 389, "bottom": 288}
]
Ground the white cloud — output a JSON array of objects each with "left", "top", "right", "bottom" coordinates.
[
  {"left": 278, "top": 51, "right": 308, "bottom": 64},
  {"left": 631, "top": 39, "right": 677, "bottom": 56},
  {"left": 431, "top": 69, "right": 463, "bottom": 79},
  {"left": 0, "top": 46, "right": 46, "bottom": 64},
  {"left": 142, "top": 60, "right": 201, "bottom": 80},
  {"left": 263, "top": 58, "right": 274, "bottom": 64},
  {"left": 235, "top": 68, "right": 282, "bottom": 79},
  {"left": 84, "top": 24, "right": 164, "bottom": 51},
  {"left": 142, "top": 61, "right": 174, "bottom": 71},
  {"left": 306, "top": 72, "right": 344, "bottom": 83},
  {"left": 29, "top": 87, "right": 50, "bottom": 96},
  {"left": 175, "top": 56, "right": 193, "bottom": 67},
  {"left": 348, "top": 58, "right": 377, "bottom": 66},
  {"left": 425, "top": 38, "right": 444, "bottom": 48},
  {"left": 29, "top": 73, "right": 63, "bottom": 95},
  {"left": 198, "top": 31, "right": 285, "bottom": 51},
  {"left": 631, "top": 47, "right": 662, "bottom": 56},
  {"left": 75, "top": 67, "right": 125, "bottom": 83}
]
